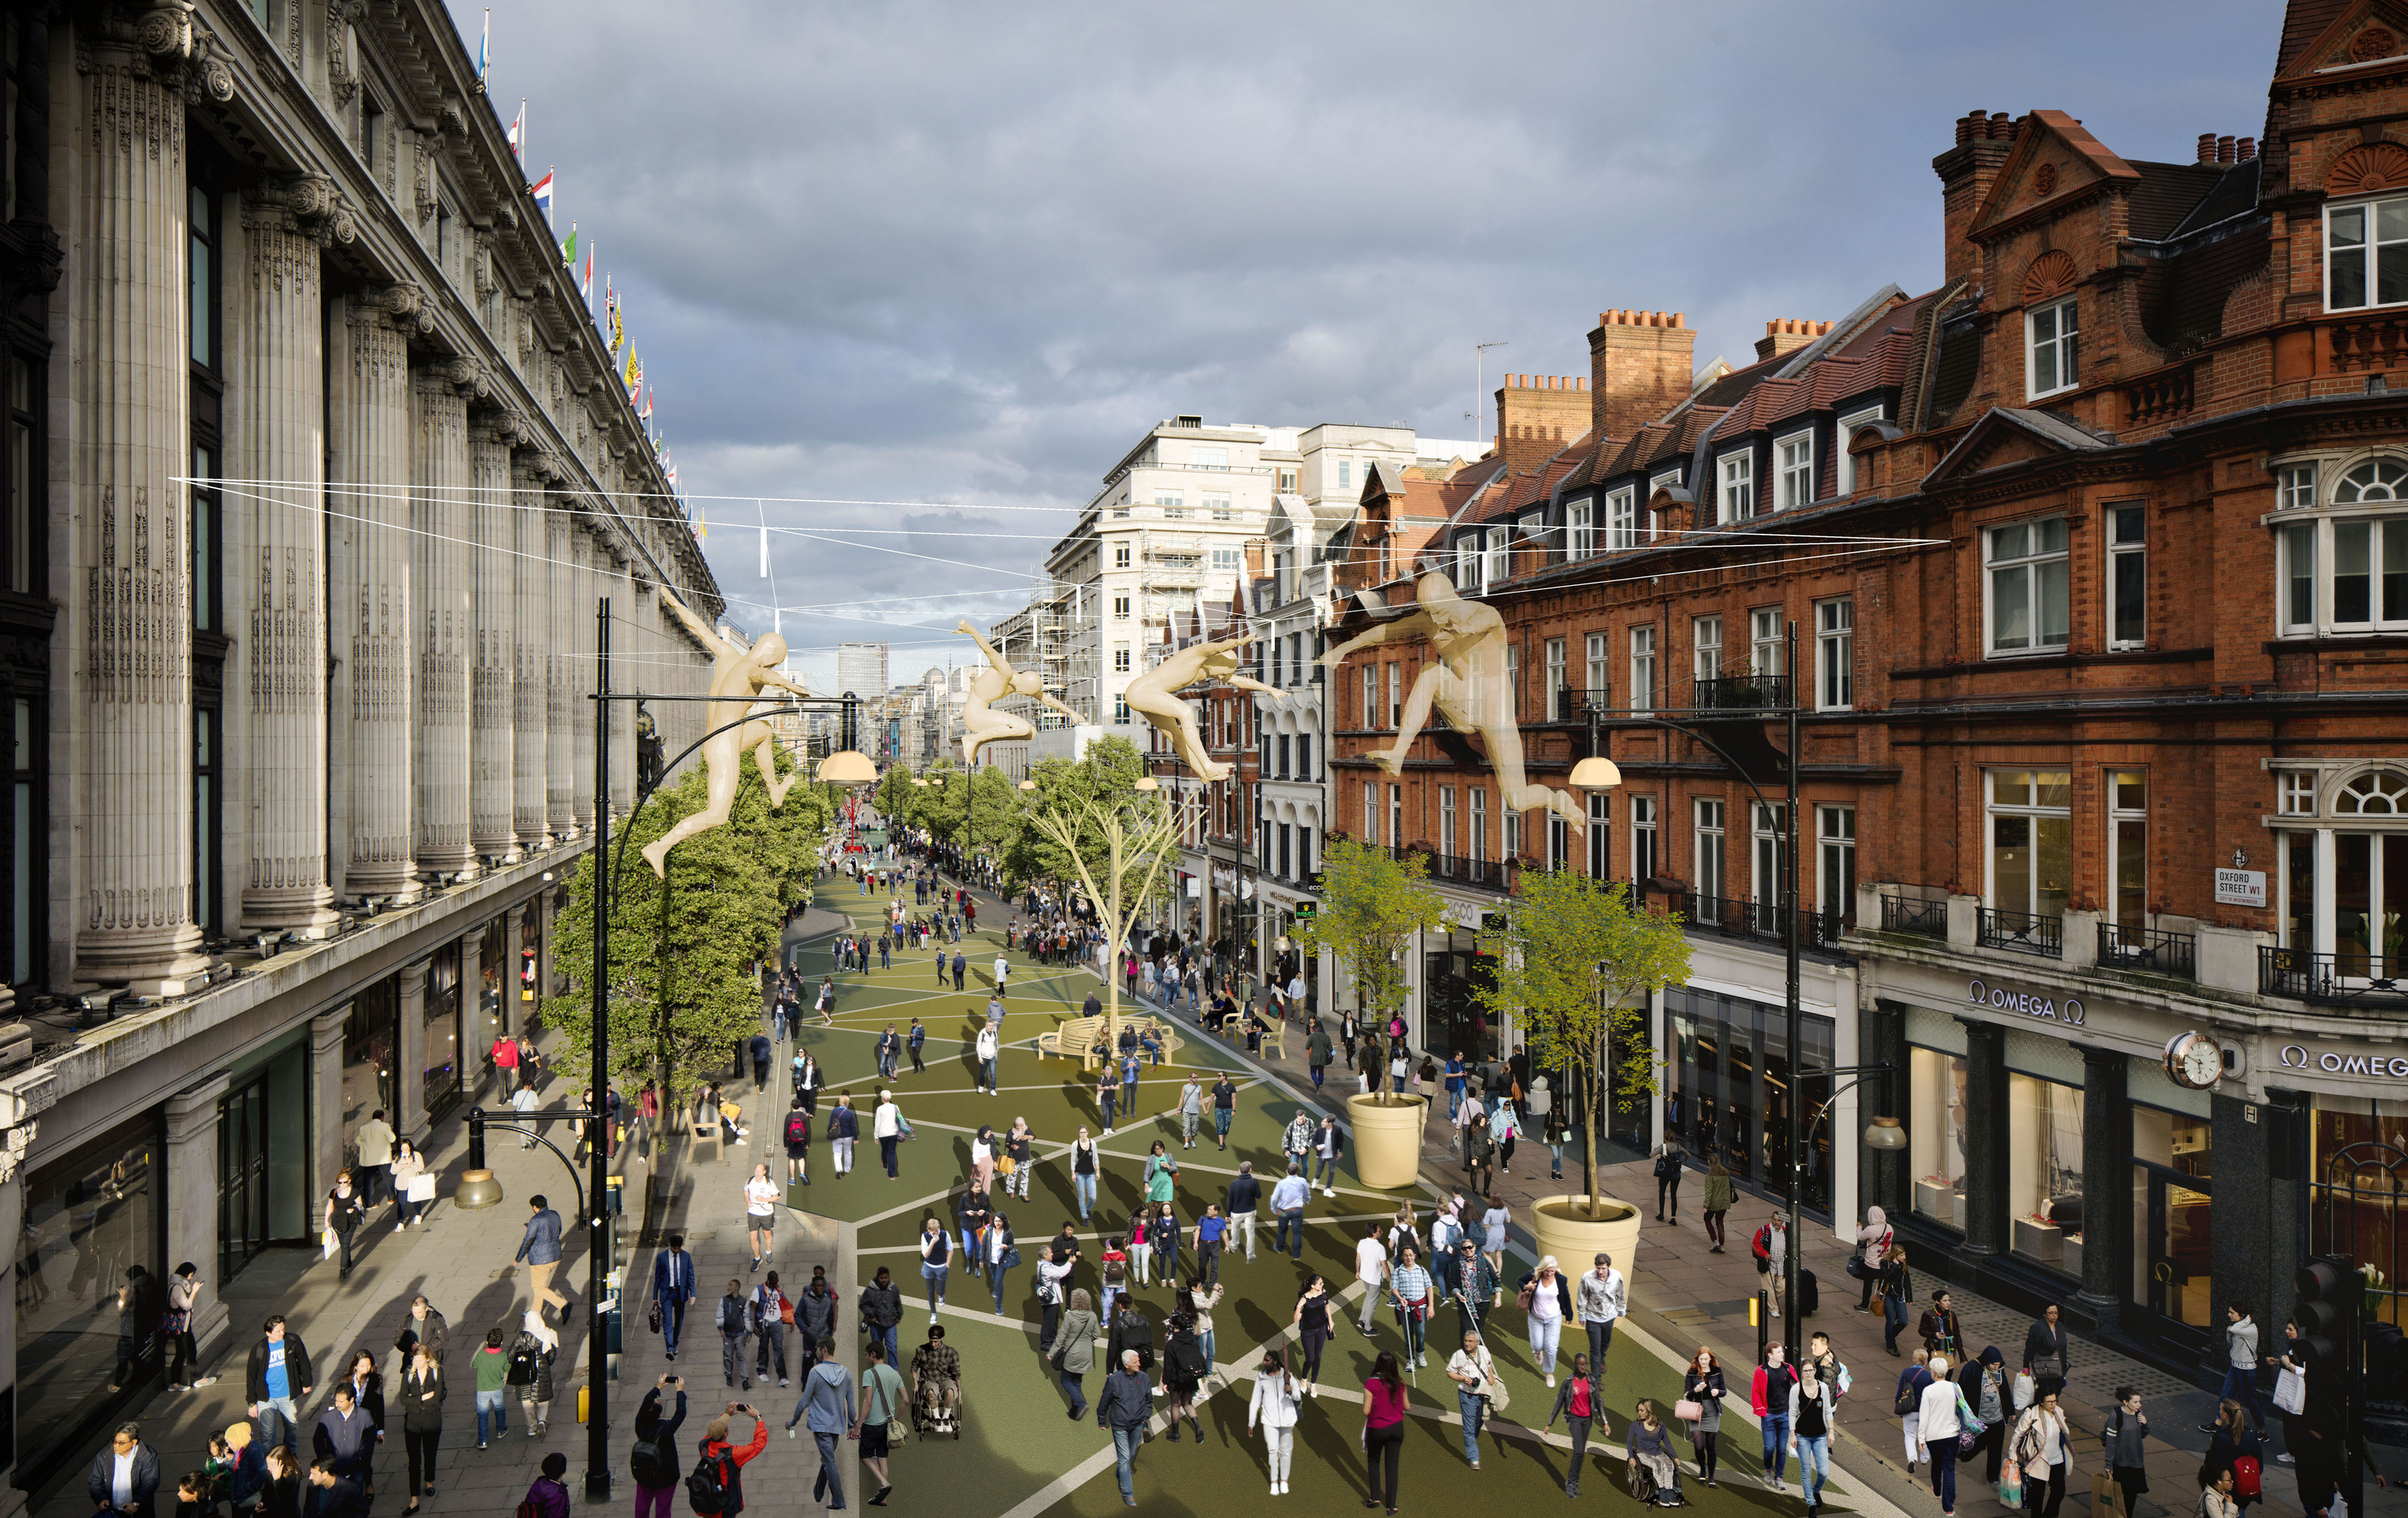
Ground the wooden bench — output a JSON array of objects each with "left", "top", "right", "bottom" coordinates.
[
  {"left": 1255, "top": 1020, "right": 1287, "bottom": 1060},
  {"left": 1035, "top": 1014, "right": 1186, "bottom": 1069}
]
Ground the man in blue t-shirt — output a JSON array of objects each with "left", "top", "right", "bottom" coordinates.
[{"left": 245, "top": 1316, "right": 315, "bottom": 1454}]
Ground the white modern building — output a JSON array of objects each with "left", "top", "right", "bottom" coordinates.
[{"left": 836, "top": 641, "right": 889, "bottom": 702}]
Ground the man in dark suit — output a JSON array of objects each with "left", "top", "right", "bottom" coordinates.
[{"left": 652, "top": 1233, "right": 698, "bottom": 1362}]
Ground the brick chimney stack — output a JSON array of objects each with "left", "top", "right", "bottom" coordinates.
[
  {"left": 1493, "top": 372, "right": 1588, "bottom": 475},
  {"left": 1754, "top": 319, "right": 1833, "bottom": 362},
  {"left": 1587, "top": 310, "right": 1695, "bottom": 443},
  {"left": 1934, "top": 108, "right": 2018, "bottom": 287}
]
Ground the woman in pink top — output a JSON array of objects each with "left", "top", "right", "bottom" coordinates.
[{"left": 1361, "top": 1349, "right": 1408, "bottom": 1512}]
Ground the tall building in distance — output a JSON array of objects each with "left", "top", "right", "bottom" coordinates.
[{"left": 837, "top": 641, "right": 890, "bottom": 701}]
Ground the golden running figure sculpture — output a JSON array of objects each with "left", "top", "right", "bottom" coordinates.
[
  {"left": 640, "top": 585, "right": 815, "bottom": 877},
  {"left": 1321, "top": 570, "right": 1585, "bottom": 831},
  {"left": 958, "top": 618, "right": 1081, "bottom": 767},
  {"left": 1125, "top": 630, "right": 1287, "bottom": 783}
]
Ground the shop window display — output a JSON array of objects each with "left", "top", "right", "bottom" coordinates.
[
  {"left": 1909, "top": 1047, "right": 1969, "bottom": 1229},
  {"left": 2310, "top": 1099, "right": 2408, "bottom": 1329},
  {"left": 2133, "top": 1108, "right": 2213, "bottom": 1333},
  {"left": 2008, "top": 1075, "right": 2084, "bottom": 1270}
]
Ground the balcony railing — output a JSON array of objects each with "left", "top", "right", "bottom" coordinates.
[
  {"left": 1978, "top": 906, "right": 2063, "bottom": 958},
  {"left": 1880, "top": 894, "right": 1947, "bottom": 941},
  {"left": 1425, "top": 853, "right": 1510, "bottom": 892},
  {"left": 1691, "top": 673, "right": 1796, "bottom": 711},
  {"left": 1676, "top": 892, "right": 1845, "bottom": 952},
  {"left": 2099, "top": 922, "right": 2197, "bottom": 979},
  {"left": 2260, "top": 946, "right": 2408, "bottom": 1011}
]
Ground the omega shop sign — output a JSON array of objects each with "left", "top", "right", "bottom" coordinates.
[
  {"left": 1966, "top": 977, "right": 2086, "bottom": 1028},
  {"left": 2275, "top": 1043, "right": 2408, "bottom": 1081}
]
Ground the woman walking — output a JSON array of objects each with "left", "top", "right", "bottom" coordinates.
[
  {"left": 1069, "top": 1127, "right": 1099, "bottom": 1221},
  {"left": 1914, "top": 1353, "right": 1976, "bottom": 1516},
  {"left": 1517, "top": 1255, "right": 1572, "bottom": 1386},
  {"left": 917, "top": 1216, "right": 951, "bottom": 1321},
  {"left": 1702, "top": 1155, "right": 1735, "bottom": 1252},
  {"left": 1463, "top": 1112, "right": 1495, "bottom": 1198},
  {"left": 1098, "top": 1064, "right": 1121, "bottom": 1137},
  {"left": 1479, "top": 1199, "right": 1510, "bottom": 1305},
  {"left": 1361, "top": 1350, "right": 1408, "bottom": 1513},
  {"left": 2024, "top": 1304, "right": 2071, "bottom": 1402},
  {"left": 388, "top": 1142, "right": 429, "bottom": 1229},
  {"left": 1544, "top": 1352, "right": 1610, "bottom": 1496},
  {"left": 1898, "top": 1349, "right": 1934, "bottom": 1473},
  {"left": 397, "top": 1341, "right": 443, "bottom": 1513},
  {"left": 970, "top": 1125, "right": 997, "bottom": 1194},
  {"left": 2010, "top": 1387, "right": 2073, "bottom": 1518},
  {"left": 511, "top": 1309, "right": 559, "bottom": 1435},
  {"left": 1963, "top": 1346, "right": 2011, "bottom": 1484},
  {"left": 1187, "top": 1273, "right": 1222, "bottom": 1378},
  {"left": 1855, "top": 1204, "right": 1894, "bottom": 1311},
  {"left": 165, "top": 1263, "right": 212, "bottom": 1390},
  {"left": 1877, "top": 1244, "right": 1914, "bottom": 1356},
  {"left": 2105, "top": 1387, "right": 2154, "bottom": 1518},
  {"left": 1005, "top": 1119, "right": 1035, "bottom": 1203},
  {"left": 1247, "top": 1349, "right": 1304, "bottom": 1496},
  {"left": 783, "top": 1096, "right": 811, "bottom": 1186},
  {"left": 1051, "top": 1288, "right": 1099, "bottom": 1419},
  {"left": 1293, "top": 1275, "right": 1333, "bottom": 1394},
  {"left": 1151, "top": 1201, "right": 1183, "bottom": 1287},
  {"left": 323, "top": 1170, "right": 365, "bottom": 1278},
  {"left": 1099, "top": 1236, "right": 1127, "bottom": 1323},
  {"left": 1161, "top": 1310, "right": 1206, "bottom": 1441},
  {"left": 2203, "top": 1398, "right": 2264, "bottom": 1512},
  {"left": 1683, "top": 1346, "right": 1727, "bottom": 1486},
  {"left": 1128, "top": 1211, "right": 1153, "bottom": 1290},
  {"left": 984, "top": 1210, "right": 1019, "bottom": 1317}
]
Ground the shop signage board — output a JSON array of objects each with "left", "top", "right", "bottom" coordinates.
[
  {"left": 1966, "top": 976, "right": 2085, "bottom": 1027},
  {"left": 2274, "top": 1043, "right": 2408, "bottom": 1080},
  {"left": 2214, "top": 869, "right": 2267, "bottom": 908}
]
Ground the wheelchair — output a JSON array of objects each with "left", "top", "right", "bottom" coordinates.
[{"left": 911, "top": 1373, "right": 962, "bottom": 1439}]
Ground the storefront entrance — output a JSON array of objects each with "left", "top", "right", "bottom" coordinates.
[
  {"left": 2131, "top": 1162, "right": 2213, "bottom": 1355},
  {"left": 218, "top": 1040, "right": 311, "bottom": 1282},
  {"left": 1664, "top": 986, "right": 1834, "bottom": 1218},
  {"left": 1422, "top": 933, "right": 1496, "bottom": 1061}
]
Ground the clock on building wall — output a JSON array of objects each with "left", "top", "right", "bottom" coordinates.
[{"left": 2163, "top": 1032, "right": 2226, "bottom": 1090}]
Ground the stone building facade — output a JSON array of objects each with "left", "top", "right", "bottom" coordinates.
[
  {"left": 0, "top": 0, "right": 715, "bottom": 1496},
  {"left": 1325, "top": 0, "right": 2408, "bottom": 1385}
]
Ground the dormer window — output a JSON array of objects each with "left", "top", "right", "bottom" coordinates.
[
  {"left": 1719, "top": 452, "right": 1754, "bottom": 522},
  {"left": 1566, "top": 499, "right": 1595, "bottom": 560},
  {"left": 2026, "top": 295, "right": 2079, "bottom": 398},
  {"left": 1776, "top": 432, "right": 1813, "bottom": 510},
  {"left": 2326, "top": 197, "right": 2408, "bottom": 311},
  {"left": 1606, "top": 487, "right": 1637, "bottom": 551}
]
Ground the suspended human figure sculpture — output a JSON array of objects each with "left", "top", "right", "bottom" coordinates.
[
  {"left": 1123, "top": 629, "right": 1287, "bottom": 783},
  {"left": 640, "top": 585, "right": 816, "bottom": 877},
  {"left": 958, "top": 618, "right": 1083, "bottom": 768},
  {"left": 1321, "top": 568, "right": 1586, "bottom": 831}
]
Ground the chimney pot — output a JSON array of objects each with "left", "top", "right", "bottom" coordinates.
[
  {"left": 1989, "top": 112, "right": 2014, "bottom": 140},
  {"left": 2239, "top": 136, "right": 2257, "bottom": 161},
  {"left": 2218, "top": 134, "right": 2237, "bottom": 164},
  {"left": 1956, "top": 114, "right": 1975, "bottom": 146},
  {"left": 2198, "top": 132, "right": 2217, "bottom": 163}
]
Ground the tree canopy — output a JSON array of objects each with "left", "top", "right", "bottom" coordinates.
[{"left": 1291, "top": 837, "right": 1447, "bottom": 1105}]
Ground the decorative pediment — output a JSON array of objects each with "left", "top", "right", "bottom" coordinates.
[
  {"left": 2327, "top": 140, "right": 2408, "bottom": 197},
  {"left": 1969, "top": 109, "right": 2142, "bottom": 241},
  {"left": 1922, "top": 407, "right": 2110, "bottom": 487},
  {"left": 2275, "top": 0, "right": 2408, "bottom": 83}
]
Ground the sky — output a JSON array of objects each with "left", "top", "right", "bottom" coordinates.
[{"left": 459, "top": 0, "right": 2287, "bottom": 693}]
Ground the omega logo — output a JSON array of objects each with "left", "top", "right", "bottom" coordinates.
[
  {"left": 2278, "top": 1043, "right": 2408, "bottom": 1078},
  {"left": 1967, "top": 977, "right": 2085, "bottom": 1027}
]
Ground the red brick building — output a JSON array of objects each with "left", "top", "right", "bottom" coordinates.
[{"left": 1324, "top": 1, "right": 2408, "bottom": 1379}]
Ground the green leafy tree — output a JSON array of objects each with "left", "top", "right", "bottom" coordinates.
[
  {"left": 874, "top": 762, "right": 921, "bottom": 824},
  {"left": 540, "top": 747, "right": 831, "bottom": 1143},
  {"left": 1001, "top": 735, "right": 1149, "bottom": 887},
  {"left": 1474, "top": 873, "right": 1691, "bottom": 1216},
  {"left": 1292, "top": 838, "right": 1446, "bottom": 1107}
]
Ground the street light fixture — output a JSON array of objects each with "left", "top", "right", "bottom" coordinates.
[
  {"left": 816, "top": 750, "right": 877, "bottom": 785},
  {"left": 1568, "top": 756, "right": 1622, "bottom": 791}
]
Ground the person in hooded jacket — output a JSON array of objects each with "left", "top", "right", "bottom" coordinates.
[{"left": 1856, "top": 1206, "right": 1894, "bottom": 1310}]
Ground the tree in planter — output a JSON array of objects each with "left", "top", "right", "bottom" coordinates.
[
  {"left": 1024, "top": 784, "right": 1178, "bottom": 1060},
  {"left": 541, "top": 747, "right": 832, "bottom": 1148},
  {"left": 1291, "top": 838, "right": 1446, "bottom": 1107},
  {"left": 1473, "top": 871, "right": 1691, "bottom": 1217}
]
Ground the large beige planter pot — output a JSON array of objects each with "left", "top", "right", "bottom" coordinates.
[
  {"left": 1531, "top": 1193, "right": 1644, "bottom": 1279},
  {"left": 1347, "top": 1093, "right": 1430, "bottom": 1190}
]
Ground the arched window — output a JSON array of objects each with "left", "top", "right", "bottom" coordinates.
[
  {"left": 2336, "top": 459, "right": 2408, "bottom": 503},
  {"left": 2334, "top": 768, "right": 2408, "bottom": 815}
]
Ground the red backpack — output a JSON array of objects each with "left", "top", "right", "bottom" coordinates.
[{"left": 2231, "top": 1455, "right": 2261, "bottom": 1502}]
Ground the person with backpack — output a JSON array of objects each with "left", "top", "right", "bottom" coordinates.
[
  {"left": 782, "top": 1098, "right": 811, "bottom": 1187},
  {"left": 827, "top": 1095, "right": 858, "bottom": 1179},
  {"left": 1853, "top": 1204, "right": 1894, "bottom": 1311},
  {"left": 627, "top": 1379, "right": 685, "bottom": 1518},
  {"left": 1160, "top": 1311, "right": 1207, "bottom": 1441},
  {"left": 469, "top": 1329, "right": 511, "bottom": 1450},
  {"left": 1106, "top": 1300, "right": 1154, "bottom": 1386},
  {"left": 786, "top": 1338, "right": 855, "bottom": 1512},
  {"left": 508, "top": 1310, "right": 558, "bottom": 1436},
  {"left": 750, "top": 1274, "right": 791, "bottom": 1389},
  {"left": 687, "top": 1407, "right": 767, "bottom": 1518},
  {"left": 856, "top": 1340, "right": 905, "bottom": 1507},
  {"left": 1896, "top": 1349, "right": 1934, "bottom": 1474},
  {"left": 517, "top": 1452, "right": 571, "bottom": 1518},
  {"left": 714, "top": 1280, "right": 753, "bottom": 1392}
]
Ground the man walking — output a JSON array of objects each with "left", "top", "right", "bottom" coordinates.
[
  {"left": 351, "top": 1109, "right": 395, "bottom": 1209},
  {"left": 1307, "top": 1020, "right": 1332, "bottom": 1090},
  {"left": 1280, "top": 1110, "right": 1315, "bottom": 1178},
  {"left": 1270, "top": 1164, "right": 1311, "bottom": 1261},
  {"left": 651, "top": 1233, "right": 698, "bottom": 1362},
  {"left": 791, "top": 1337, "right": 854, "bottom": 1512},
  {"left": 1178, "top": 1075, "right": 1203, "bottom": 1150},
  {"left": 1354, "top": 1223, "right": 1389, "bottom": 1337},
  {"left": 1226, "top": 1162, "right": 1261, "bottom": 1262},
  {"left": 1578, "top": 1251, "right": 1625, "bottom": 1373},
  {"left": 951, "top": 951, "right": 966, "bottom": 992},
  {"left": 717, "top": 1279, "right": 753, "bottom": 1391},
  {"left": 748, "top": 1032, "right": 772, "bottom": 1093},
  {"left": 1097, "top": 1349, "right": 1152, "bottom": 1508},
  {"left": 515, "top": 1196, "right": 567, "bottom": 1320},
  {"left": 244, "top": 1316, "right": 315, "bottom": 1454},
  {"left": 907, "top": 1017, "right": 926, "bottom": 1074},
  {"left": 1210, "top": 1072, "right": 1236, "bottom": 1151}
]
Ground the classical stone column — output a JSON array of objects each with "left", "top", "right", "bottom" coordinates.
[
  {"left": 608, "top": 556, "right": 636, "bottom": 817},
  {"left": 336, "top": 287, "right": 426, "bottom": 904},
  {"left": 502, "top": 901, "right": 526, "bottom": 1042},
  {"left": 310, "top": 1005, "right": 349, "bottom": 1197},
  {"left": 545, "top": 477, "right": 576, "bottom": 838},
  {"left": 1958, "top": 1016, "right": 2009, "bottom": 1259},
  {"left": 413, "top": 367, "right": 476, "bottom": 880},
  {"left": 469, "top": 417, "right": 517, "bottom": 860},
  {"left": 72, "top": 22, "right": 209, "bottom": 990},
  {"left": 236, "top": 181, "right": 344, "bottom": 936},
  {"left": 165, "top": 1074, "right": 234, "bottom": 1358},
  {"left": 511, "top": 458, "right": 551, "bottom": 847},
  {"left": 396, "top": 956, "right": 430, "bottom": 1144},
  {"left": 570, "top": 518, "right": 598, "bottom": 833},
  {"left": 2076, "top": 1042, "right": 2132, "bottom": 1333}
]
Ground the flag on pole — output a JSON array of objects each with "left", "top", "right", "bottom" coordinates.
[
  {"left": 580, "top": 239, "right": 593, "bottom": 302},
  {"left": 561, "top": 219, "right": 576, "bottom": 269},
  {"left": 605, "top": 282, "right": 622, "bottom": 353},
  {"left": 623, "top": 347, "right": 641, "bottom": 400},
  {"left": 528, "top": 167, "right": 552, "bottom": 222},
  {"left": 477, "top": 9, "right": 490, "bottom": 88},
  {"left": 639, "top": 385, "right": 653, "bottom": 425},
  {"left": 508, "top": 100, "right": 525, "bottom": 160}
]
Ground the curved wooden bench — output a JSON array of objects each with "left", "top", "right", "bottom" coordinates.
[{"left": 1035, "top": 1013, "right": 1186, "bottom": 1069}]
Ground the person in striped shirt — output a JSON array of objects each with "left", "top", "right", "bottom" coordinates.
[{"left": 1387, "top": 1243, "right": 1433, "bottom": 1369}]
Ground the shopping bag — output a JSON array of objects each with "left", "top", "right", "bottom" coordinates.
[
  {"left": 2274, "top": 1364, "right": 2307, "bottom": 1415},
  {"left": 406, "top": 1172, "right": 437, "bottom": 1203},
  {"left": 322, "top": 1227, "right": 338, "bottom": 1260},
  {"left": 2093, "top": 1471, "right": 2126, "bottom": 1518},
  {"left": 2012, "top": 1370, "right": 2036, "bottom": 1410},
  {"left": 1998, "top": 1460, "right": 2024, "bottom": 1507}
]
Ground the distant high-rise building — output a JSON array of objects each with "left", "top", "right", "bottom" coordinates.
[{"left": 836, "top": 641, "right": 889, "bottom": 700}]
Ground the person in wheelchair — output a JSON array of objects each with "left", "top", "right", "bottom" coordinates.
[
  {"left": 1627, "top": 1398, "right": 1686, "bottom": 1507},
  {"left": 909, "top": 1324, "right": 962, "bottom": 1429}
]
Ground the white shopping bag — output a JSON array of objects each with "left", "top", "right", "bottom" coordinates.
[{"left": 2275, "top": 1364, "right": 2307, "bottom": 1415}]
